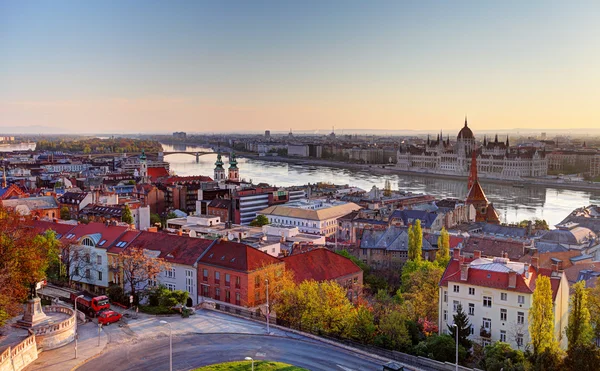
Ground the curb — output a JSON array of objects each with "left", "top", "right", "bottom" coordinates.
[{"left": 69, "top": 327, "right": 110, "bottom": 371}]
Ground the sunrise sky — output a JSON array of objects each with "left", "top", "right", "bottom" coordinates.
[{"left": 1, "top": 1, "right": 600, "bottom": 134}]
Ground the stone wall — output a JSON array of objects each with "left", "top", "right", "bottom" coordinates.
[
  {"left": 32, "top": 306, "right": 76, "bottom": 350},
  {"left": 0, "top": 334, "right": 38, "bottom": 371}
]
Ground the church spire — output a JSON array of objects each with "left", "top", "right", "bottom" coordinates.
[
  {"left": 506, "top": 135, "right": 510, "bottom": 147},
  {"left": 467, "top": 150, "right": 478, "bottom": 192},
  {"left": 483, "top": 135, "right": 487, "bottom": 147},
  {"left": 464, "top": 115, "right": 468, "bottom": 127}
]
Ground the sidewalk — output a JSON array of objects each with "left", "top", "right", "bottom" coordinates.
[{"left": 24, "top": 321, "right": 108, "bottom": 371}]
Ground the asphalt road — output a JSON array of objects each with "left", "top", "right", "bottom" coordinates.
[{"left": 78, "top": 333, "right": 383, "bottom": 371}]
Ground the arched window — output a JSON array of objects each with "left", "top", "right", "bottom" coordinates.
[{"left": 82, "top": 238, "right": 95, "bottom": 247}]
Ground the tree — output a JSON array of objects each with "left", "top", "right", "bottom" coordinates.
[
  {"left": 351, "top": 304, "right": 376, "bottom": 344},
  {"left": 414, "top": 334, "right": 468, "bottom": 363},
  {"left": 401, "top": 260, "right": 444, "bottom": 321},
  {"left": 408, "top": 220, "right": 422, "bottom": 262},
  {"left": 383, "top": 179, "right": 392, "bottom": 197},
  {"left": 376, "top": 309, "right": 411, "bottom": 352},
  {"left": 436, "top": 227, "right": 450, "bottom": 267},
  {"left": 60, "top": 206, "right": 71, "bottom": 220},
  {"left": 529, "top": 275, "right": 558, "bottom": 357},
  {"left": 563, "top": 344, "right": 600, "bottom": 371},
  {"left": 566, "top": 281, "right": 594, "bottom": 349},
  {"left": 61, "top": 243, "right": 100, "bottom": 287},
  {"left": 249, "top": 214, "right": 270, "bottom": 227},
  {"left": 0, "top": 208, "right": 59, "bottom": 326},
  {"left": 113, "top": 247, "right": 170, "bottom": 303},
  {"left": 122, "top": 205, "right": 134, "bottom": 225},
  {"left": 481, "top": 342, "right": 525, "bottom": 371},
  {"left": 448, "top": 303, "right": 472, "bottom": 349},
  {"left": 150, "top": 213, "right": 161, "bottom": 226},
  {"left": 588, "top": 277, "right": 600, "bottom": 343}
]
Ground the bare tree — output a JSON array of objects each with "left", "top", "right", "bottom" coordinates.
[
  {"left": 61, "top": 243, "right": 99, "bottom": 287},
  {"left": 508, "top": 320, "right": 528, "bottom": 351},
  {"left": 113, "top": 247, "right": 170, "bottom": 302}
]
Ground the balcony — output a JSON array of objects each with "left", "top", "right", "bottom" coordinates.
[{"left": 480, "top": 327, "right": 491, "bottom": 338}]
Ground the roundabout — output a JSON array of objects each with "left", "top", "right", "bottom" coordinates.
[{"left": 77, "top": 333, "right": 382, "bottom": 371}]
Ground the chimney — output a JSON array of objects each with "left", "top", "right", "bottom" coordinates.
[
  {"left": 508, "top": 271, "right": 517, "bottom": 288},
  {"left": 531, "top": 256, "right": 539, "bottom": 270},
  {"left": 523, "top": 263, "right": 530, "bottom": 278},
  {"left": 503, "top": 252, "right": 509, "bottom": 259},
  {"left": 473, "top": 250, "right": 481, "bottom": 259},
  {"left": 557, "top": 260, "right": 563, "bottom": 271},
  {"left": 551, "top": 263, "right": 558, "bottom": 272},
  {"left": 177, "top": 229, "right": 183, "bottom": 236},
  {"left": 453, "top": 248, "right": 461, "bottom": 260},
  {"left": 460, "top": 263, "right": 469, "bottom": 281}
]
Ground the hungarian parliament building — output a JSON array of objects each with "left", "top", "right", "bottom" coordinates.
[{"left": 396, "top": 119, "right": 548, "bottom": 179}]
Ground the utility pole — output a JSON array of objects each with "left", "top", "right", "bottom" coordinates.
[{"left": 265, "top": 278, "right": 270, "bottom": 334}]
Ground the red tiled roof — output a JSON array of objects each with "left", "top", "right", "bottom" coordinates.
[
  {"left": 163, "top": 175, "right": 213, "bottom": 185},
  {"left": 115, "top": 232, "right": 214, "bottom": 266},
  {"left": 282, "top": 248, "right": 362, "bottom": 284},
  {"left": 148, "top": 167, "right": 169, "bottom": 179},
  {"left": 462, "top": 236, "right": 526, "bottom": 260},
  {"left": 200, "top": 240, "right": 282, "bottom": 272},
  {"left": 31, "top": 220, "right": 76, "bottom": 238},
  {"left": 59, "top": 222, "right": 128, "bottom": 248},
  {"left": 440, "top": 257, "right": 562, "bottom": 300},
  {"left": 466, "top": 181, "right": 489, "bottom": 204}
]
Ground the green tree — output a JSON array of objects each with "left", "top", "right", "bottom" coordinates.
[
  {"left": 529, "top": 276, "right": 558, "bottom": 357},
  {"left": 435, "top": 227, "right": 450, "bottom": 267},
  {"left": 408, "top": 219, "right": 423, "bottom": 262},
  {"left": 122, "top": 204, "right": 134, "bottom": 225},
  {"left": 414, "top": 334, "right": 467, "bottom": 363},
  {"left": 249, "top": 214, "right": 270, "bottom": 227},
  {"left": 588, "top": 277, "right": 600, "bottom": 342},
  {"left": 401, "top": 260, "right": 444, "bottom": 321},
  {"left": 563, "top": 344, "right": 600, "bottom": 371},
  {"left": 481, "top": 342, "right": 525, "bottom": 371},
  {"left": 566, "top": 281, "right": 594, "bottom": 349},
  {"left": 351, "top": 304, "right": 376, "bottom": 344},
  {"left": 448, "top": 303, "right": 472, "bottom": 349},
  {"left": 60, "top": 206, "right": 71, "bottom": 220},
  {"left": 375, "top": 309, "right": 411, "bottom": 352},
  {"left": 150, "top": 213, "right": 161, "bottom": 226}
]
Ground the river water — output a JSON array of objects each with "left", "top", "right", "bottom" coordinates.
[{"left": 161, "top": 144, "right": 600, "bottom": 227}]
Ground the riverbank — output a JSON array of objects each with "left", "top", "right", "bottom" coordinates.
[{"left": 242, "top": 154, "right": 600, "bottom": 192}]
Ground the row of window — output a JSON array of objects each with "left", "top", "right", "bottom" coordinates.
[
  {"left": 451, "top": 300, "right": 526, "bottom": 325},
  {"left": 448, "top": 286, "right": 525, "bottom": 304},
  {"left": 201, "top": 285, "right": 242, "bottom": 305},
  {"left": 444, "top": 316, "right": 525, "bottom": 346},
  {"left": 202, "top": 269, "right": 242, "bottom": 288}
]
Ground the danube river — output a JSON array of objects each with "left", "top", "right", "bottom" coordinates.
[{"left": 161, "top": 144, "right": 600, "bottom": 227}]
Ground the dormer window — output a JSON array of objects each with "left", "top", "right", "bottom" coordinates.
[{"left": 82, "top": 237, "right": 95, "bottom": 247}]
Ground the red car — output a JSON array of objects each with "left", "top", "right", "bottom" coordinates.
[{"left": 98, "top": 310, "right": 122, "bottom": 325}]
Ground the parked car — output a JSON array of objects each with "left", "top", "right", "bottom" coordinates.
[{"left": 98, "top": 310, "right": 122, "bottom": 325}]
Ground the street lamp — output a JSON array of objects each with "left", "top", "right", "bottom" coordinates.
[
  {"left": 159, "top": 320, "right": 173, "bottom": 371},
  {"left": 452, "top": 323, "right": 458, "bottom": 371},
  {"left": 245, "top": 357, "right": 254, "bottom": 371},
  {"left": 97, "top": 323, "right": 103, "bottom": 347},
  {"left": 74, "top": 294, "right": 84, "bottom": 359},
  {"left": 265, "top": 278, "right": 270, "bottom": 334}
]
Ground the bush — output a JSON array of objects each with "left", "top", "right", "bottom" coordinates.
[
  {"left": 139, "top": 305, "right": 176, "bottom": 315},
  {"left": 107, "top": 284, "right": 129, "bottom": 306},
  {"left": 414, "top": 335, "right": 467, "bottom": 364}
]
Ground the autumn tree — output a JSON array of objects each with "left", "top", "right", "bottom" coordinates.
[
  {"left": 122, "top": 205, "right": 134, "bottom": 225},
  {"left": 351, "top": 304, "right": 376, "bottom": 344},
  {"left": 529, "top": 276, "right": 558, "bottom": 358},
  {"left": 376, "top": 308, "right": 411, "bottom": 352},
  {"left": 589, "top": 277, "right": 600, "bottom": 343},
  {"left": 408, "top": 219, "right": 423, "bottom": 262},
  {"left": 401, "top": 260, "right": 444, "bottom": 321},
  {"left": 60, "top": 206, "right": 71, "bottom": 220},
  {"left": 436, "top": 227, "right": 450, "bottom": 267},
  {"left": 114, "top": 247, "right": 170, "bottom": 303},
  {"left": 0, "top": 208, "right": 59, "bottom": 326},
  {"left": 564, "top": 281, "right": 596, "bottom": 370},
  {"left": 448, "top": 303, "right": 472, "bottom": 349}
]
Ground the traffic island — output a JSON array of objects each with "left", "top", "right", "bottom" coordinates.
[{"left": 193, "top": 360, "right": 308, "bottom": 370}]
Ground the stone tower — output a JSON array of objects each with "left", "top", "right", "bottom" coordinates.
[
  {"left": 228, "top": 152, "right": 239, "bottom": 181},
  {"left": 214, "top": 152, "right": 226, "bottom": 182},
  {"left": 139, "top": 149, "right": 148, "bottom": 183}
]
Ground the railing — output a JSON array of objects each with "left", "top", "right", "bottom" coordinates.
[
  {"left": 480, "top": 327, "right": 491, "bottom": 338},
  {"left": 0, "top": 346, "right": 10, "bottom": 364},
  {"left": 31, "top": 306, "right": 75, "bottom": 336}
]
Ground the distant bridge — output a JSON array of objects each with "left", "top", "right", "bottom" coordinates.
[{"left": 74, "top": 151, "right": 220, "bottom": 162}]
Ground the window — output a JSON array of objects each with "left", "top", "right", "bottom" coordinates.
[
  {"left": 443, "top": 310, "right": 447, "bottom": 321},
  {"left": 518, "top": 295, "right": 525, "bottom": 304},
  {"left": 225, "top": 274, "right": 230, "bottom": 286},
  {"left": 501, "top": 292, "right": 507, "bottom": 301},
  {"left": 517, "top": 312, "right": 525, "bottom": 325},
  {"left": 203, "top": 269, "right": 208, "bottom": 282},
  {"left": 468, "top": 303, "right": 475, "bottom": 316},
  {"left": 469, "top": 287, "right": 475, "bottom": 295},
  {"left": 235, "top": 276, "right": 241, "bottom": 289},
  {"left": 483, "top": 296, "right": 492, "bottom": 308},
  {"left": 185, "top": 270, "right": 194, "bottom": 294},
  {"left": 443, "top": 290, "right": 447, "bottom": 303},
  {"left": 166, "top": 268, "right": 176, "bottom": 279},
  {"left": 500, "top": 330, "right": 506, "bottom": 343},
  {"left": 453, "top": 300, "right": 460, "bottom": 312},
  {"left": 255, "top": 275, "right": 261, "bottom": 288},
  {"left": 235, "top": 292, "right": 241, "bottom": 306},
  {"left": 225, "top": 290, "right": 230, "bottom": 303},
  {"left": 517, "top": 334, "right": 524, "bottom": 347},
  {"left": 482, "top": 318, "right": 491, "bottom": 330},
  {"left": 98, "top": 271, "right": 103, "bottom": 281},
  {"left": 96, "top": 255, "right": 102, "bottom": 265},
  {"left": 166, "top": 283, "right": 176, "bottom": 291},
  {"left": 85, "top": 269, "right": 91, "bottom": 279},
  {"left": 201, "top": 285, "right": 209, "bottom": 297},
  {"left": 501, "top": 308, "right": 507, "bottom": 321},
  {"left": 453, "top": 285, "right": 459, "bottom": 293},
  {"left": 215, "top": 271, "right": 220, "bottom": 284},
  {"left": 214, "top": 287, "right": 220, "bottom": 300}
]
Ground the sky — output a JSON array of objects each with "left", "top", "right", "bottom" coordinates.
[{"left": 1, "top": 1, "right": 600, "bottom": 134}]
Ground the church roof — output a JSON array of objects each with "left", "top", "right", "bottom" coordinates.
[
  {"left": 457, "top": 117, "right": 474, "bottom": 140},
  {"left": 466, "top": 180, "right": 489, "bottom": 204}
]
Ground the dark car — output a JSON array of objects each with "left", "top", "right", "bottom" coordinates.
[{"left": 98, "top": 310, "right": 122, "bottom": 325}]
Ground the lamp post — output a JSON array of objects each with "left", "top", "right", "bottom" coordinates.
[
  {"left": 245, "top": 357, "right": 254, "bottom": 371},
  {"left": 74, "top": 294, "right": 84, "bottom": 359},
  {"left": 97, "top": 323, "right": 102, "bottom": 347},
  {"left": 159, "top": 320, "right": 172, "bottom": 371},
  {"left": 452, "top": 323, "right": 458, "bottom": 371},
  {"left": 265, "top": 278, "right": 270, "bottom": 334}
]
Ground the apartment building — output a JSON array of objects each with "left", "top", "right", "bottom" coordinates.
[{"left": 439, "top": 249, "right": 569, "bottom": 350}]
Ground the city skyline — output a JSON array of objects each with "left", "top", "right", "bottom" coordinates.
[{"left": 2, "top": 1, "right": 600, "bottom": 133}]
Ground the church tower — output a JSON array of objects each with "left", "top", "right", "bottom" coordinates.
[
  {"left": 139, "top": 149, "right": 148, "bottom": 183},
  {"left": 228, "top": 152, "right": 239, "bottom": 181},
  {"left": 214, "top": 152, "right": 226, "bottom": 182}
]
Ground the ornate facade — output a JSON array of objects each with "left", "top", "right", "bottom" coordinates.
[{"left": 397, "top": 118, "right": 548, "bottom": 179}]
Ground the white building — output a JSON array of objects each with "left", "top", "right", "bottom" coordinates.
[
  {"left": 439, "top": 250, "right": 569, "bottom": 350},
  {"left": 258, "top": 200, "right": 361, "bottom": 237}
]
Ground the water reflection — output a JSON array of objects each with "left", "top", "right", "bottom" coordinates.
[{"left": 161, "top": 143, "right": 600, "bottom": 226}]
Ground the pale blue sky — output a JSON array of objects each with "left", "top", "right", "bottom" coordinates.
[{"left": 1, "top": 1, "right": 599, "bottom": 133}]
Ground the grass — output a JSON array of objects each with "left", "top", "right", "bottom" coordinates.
[{"left": 193, "top": 360, "right": 308, "bottom": 371}]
